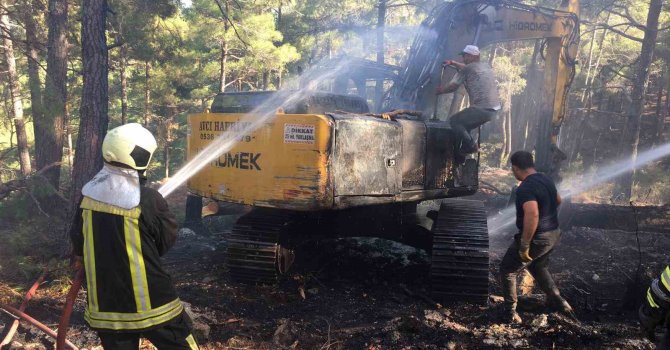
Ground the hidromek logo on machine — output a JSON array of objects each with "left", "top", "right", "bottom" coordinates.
[
  {"left": 484, "top": 19, "right": 553, "bottom": 33},
  {"left": 212, "top": 152, "right": 262, "bottom": 171},
  {"left": 508, "top": 21, "right": 552, "bottom": 32}
]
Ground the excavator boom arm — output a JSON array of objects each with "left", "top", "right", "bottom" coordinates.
[{"left": 389, "top": 0, "right": 579, "bottom": 177}]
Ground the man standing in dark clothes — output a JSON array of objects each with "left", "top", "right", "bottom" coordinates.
[{"left": 499, "top": 151, "right": 575, "bottom": 323}]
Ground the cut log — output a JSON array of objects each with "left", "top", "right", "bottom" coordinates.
[{"left": 561, "top": 202, "right": 670, "bottom": 233}]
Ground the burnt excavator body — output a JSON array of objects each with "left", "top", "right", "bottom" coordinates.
[
  {"left": 187, "top": 91, "right": 489, "bottom": 302},
  {"left": 185, "top": 0, "right": 580, "bottom": 304},
  {"left": 188, "top": 92, "right": 478, "bottom": 211}
]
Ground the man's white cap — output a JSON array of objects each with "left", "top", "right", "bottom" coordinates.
[{"left": 460, "top": 45, "right": 480, "bottom": 56}]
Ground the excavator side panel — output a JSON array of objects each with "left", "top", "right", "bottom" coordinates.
[
  {"left": 187, "top": 113, "right": 334, "bottom": 210},
  {"left": 397, "top": 119, "right": 427, "bottom": 190},
  {"left": 331, "top": 115, "right": 402, "bottom": 197}
]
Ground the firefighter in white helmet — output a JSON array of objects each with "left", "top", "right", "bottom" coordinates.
[{"left": 70, "top": 123, "right": 199, "bottom": 350}]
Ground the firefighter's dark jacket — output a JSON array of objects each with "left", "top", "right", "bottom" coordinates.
[
  {"left": 70, "top": 186, "right": 181, "bottom": 332},
  {"left": 640, "top": 265, "right": 670, "bottom": 329}
]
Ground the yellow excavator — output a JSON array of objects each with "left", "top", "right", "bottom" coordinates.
[{"left": 184, "top": 0, "right": 579, "bottom": 304}]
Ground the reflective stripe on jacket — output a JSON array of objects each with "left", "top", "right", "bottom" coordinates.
[
  {"left": 71, "top": 186, "right": 180, "bottom": 331},
  {"left": 647, "top": 266, "right": 670, "bottom": 310}
]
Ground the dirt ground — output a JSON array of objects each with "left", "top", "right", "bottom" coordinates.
[{"left": 0, "top": 180, "right": 665, "bottom": 349}]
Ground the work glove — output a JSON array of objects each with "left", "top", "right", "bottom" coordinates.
[
  {"left": 639, "top": 302, "right": 665, "bottom": 341},
  {"left": 518, "top": 239, "right": 532, "bottom": 263}
]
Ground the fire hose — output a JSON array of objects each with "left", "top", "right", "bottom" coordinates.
[
  {"left": 0, "top": 267, "right": 82, "bottom": 350},
  {"left": 0, "top": 304, "right": 78, "bottom": 350},
  {"left": 0, "top": 269, "right": 47, "bottom": 349},
  {"left": 56, "top": 268, "right": 84, "bottom": 350}
]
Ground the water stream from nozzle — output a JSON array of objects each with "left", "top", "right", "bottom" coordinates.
[
  {"left": 156, "top": 25, "right": 434, "bottom": 198},
  {"left": 488, "top": 142, "right": 670, "bottom": 235}
]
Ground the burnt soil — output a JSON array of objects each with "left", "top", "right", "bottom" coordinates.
[{"left": 0, "top": 188, "right": 665, "bottom": 349}]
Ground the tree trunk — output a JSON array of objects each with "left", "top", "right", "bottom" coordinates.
[
  {"left": 1, "top": 5, "right": 31, "bottom": 176},
  {"left": 615, "top": 0, "right": 662, "bottom": 201},
  {"left": 499, "top": 81, "right": 512, "bottom": 167},
  {"left": 653, "top": 70, "right": 667, "bottom": 146},
  {"left": 584, "top": 14, "right": 610, "bottom": 107},
  {"left": 120, "top": 40, "right": 128, "bottom": 124},
  {"left": 499, "top": 109, "right": 508, "bottom": 167},
  {"left": 374, "top": 0, "right": 386, "bottom": 112},
  {"left": 219, "top": 0, "right": 229, "bottom": 93},
  {"left": 37, "top": 0, "right": 68, "bottom": 188},
  {"left": 512, "top": 42, "right": 539, "bottom": 152},
  {"left": 658, "top": 87, "right": 670, "bottom": 145},
  {"left": 278, "top": 69, "right": 282, "bottom": 89},
  {"left": 163, "top": 105, "right": 177, "bottom": 179},
  {"left": 262, "top": 71, "right": 269, "bottom": 90},
  {"left": 144, "top": 60, "right": 151, "bottom": 126},
  {"left": 67, "top": 123, "right": 73, "bottom": 172},
  {"left": 219, "top": 40, "right": 228, "bottom": 92},
  {"left": 325, "top": 37, "right": 332, "bottom": 59},
  {"left": 567, "top": 109, "right": 588, "bottom": 166},
  {"left": 523, "top": 40, "right": 542, "bottom": 151},
  {"left": 164, "top": 141, "right": 170, "bottom": 179},
  {"left": 480, "top": 46, "right": 499, "bottom": 143},
  {"left": 580, "top": 26, "right": 597, "bottom": 104},
  {"left": 2, "top": 89, "right": 13, "bottom": 149},
  {"left": 25, "top": 0, "right": 44, "bottom": 146},
  {"left": 71, "top": 0, "right": 109, "bottom": 208}
]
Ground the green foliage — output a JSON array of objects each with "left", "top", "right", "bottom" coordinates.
[
  {"left": 109, "top": 0, "right": 179, "bottom": 61},
  {"left": 2, "top": 0, "right": 438, "bottom": 182},
  {"left": 0, "top": 180, "right": 68, "bottom": 280},
  {"left": 631, "top": 162, "right": 670, "bottom": 204},
  {"left": 493, "top": 55, "right": 527, "bottom": 98}
]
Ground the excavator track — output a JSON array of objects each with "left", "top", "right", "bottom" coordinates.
[
  {"left": 430, "top": 199, "right": 490, "bottom": 304},
  {"left": 225, "top": 210, "right": 295, "bottom": 284}
]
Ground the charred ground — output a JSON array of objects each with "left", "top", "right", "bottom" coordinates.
[{"left": 0, "top": 178, "right": 665, "bottom": 350}]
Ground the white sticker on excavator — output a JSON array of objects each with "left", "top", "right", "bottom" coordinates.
[{"left": 284, "top": 124, "right": 315, "bottom": 144}]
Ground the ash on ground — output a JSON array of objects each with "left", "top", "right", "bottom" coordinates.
[{"left": 1, "top": 200, "right": 664, "bottom": 349}]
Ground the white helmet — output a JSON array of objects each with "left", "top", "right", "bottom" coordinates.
[{"left": 102, "top": 123, "right": 157, "bottom": 171}]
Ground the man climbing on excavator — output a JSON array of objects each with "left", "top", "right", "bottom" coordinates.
[{"left": 436, "top": 44, "right": 500, "bottom": 157}]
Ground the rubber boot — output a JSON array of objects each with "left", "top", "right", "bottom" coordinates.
[
  {"left": 507, "top": 308, "right": 522, "bottom": 324},
  {"left": 547, "top": 295, "right": 578, "bottom": 321}
]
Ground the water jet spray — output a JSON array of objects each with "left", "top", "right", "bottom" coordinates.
[
  {"left": 488, "top": 142, "right": 670, "bottom": 235},
  {"left": 158, "top": 57, "right": 357, "bottom": 198}
]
